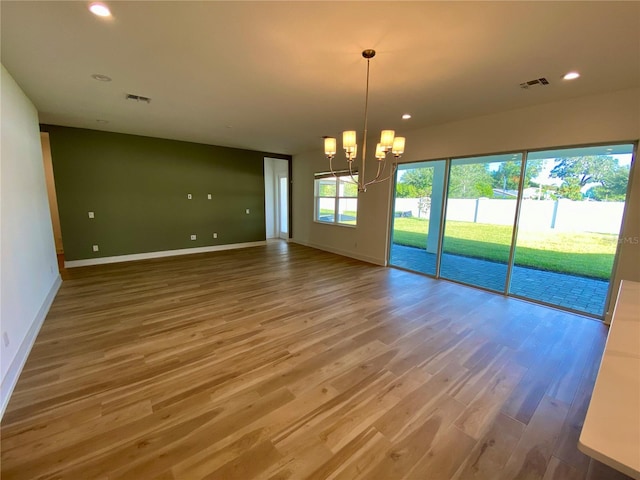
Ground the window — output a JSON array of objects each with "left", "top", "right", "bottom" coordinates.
[{"left": 314, "top": 173, "right": 358, "bottom": 225}]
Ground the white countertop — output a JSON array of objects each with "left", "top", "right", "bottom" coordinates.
[{"left": 579, "top": 280, "right": 640, "bottom": 479}]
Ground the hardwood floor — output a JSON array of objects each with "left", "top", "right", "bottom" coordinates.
[{"left": 0, "top": 242, "right": 631, "bottom": 479}]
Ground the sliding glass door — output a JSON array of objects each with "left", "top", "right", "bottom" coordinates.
[
  {"left": 440, "top": 154, "right": 522, "bottom": 292},
  {"left": 509, "top": 145, "right": 635, "bottom": 316},
  {"left": 390, "top": 161, "right": 446, "bottom": 276},
  {"left": 389, "top": 143, "right": 636, "bottom": 318}
]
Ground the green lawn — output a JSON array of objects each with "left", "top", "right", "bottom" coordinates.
[
  {"left": 392, "top": 217, "right": 617, "bottom": 279},
  {"left": 319, "top": 209, "right": 357, "bottom": 225}
]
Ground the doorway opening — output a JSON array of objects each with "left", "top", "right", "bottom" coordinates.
[
  {"left": 264, "top": 157, "right": 290, "bottom": 240},
  {"left": 41, "top": 132, "right": 65, "bottom": 272}
]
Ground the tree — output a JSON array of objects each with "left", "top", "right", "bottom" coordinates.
[
  {"left": 491, "top": 160, "right": 542, "bottom": 191},
  {"left": 587, "top": 165, "right": 630, "bottom": 201},
  {"left": 557, "top": 178, "right": 583, "bottom": 201},
  {"left": 395, "top": 182, "right": 418, "bottom": 198},
  {"left": 491, "top": 161, "right": 521, "bottom": 191},
  {"left": 549, "top": 155, "right": 618, "bottom": 187},
  {"left": 448, "top": 163, "right": 493, "bottom": 198},
  {"left": 550, "top": 155, "right": 630, "bottom": 201},
  {"left": 397, "top": 168, "right": 434, "bottom": 198}
]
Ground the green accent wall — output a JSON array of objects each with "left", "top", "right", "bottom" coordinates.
[{"left": 43, "top": 126, "right": 287, "bottom": 261}]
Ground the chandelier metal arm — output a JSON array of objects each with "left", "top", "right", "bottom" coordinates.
[
  {"left": 328, "top": 156, "right": 337, "bottom": 177},
  {"left": 329, "top": 155, "right": 360, "bottom": 190},
  {"left": 360, "top": 57, "right": 371, "bottom": 192},
  {"left": 364, "top": 158, "right": 385, "bottom": 188},
  {"left": 323, "top": 49, "right": 406, "bottom": 194},
  {"left": 348, "top": 161, "right": 359, "bottom": 187},
  {"left": 363, "top": 161, "right": 399, "bottom": 189}
]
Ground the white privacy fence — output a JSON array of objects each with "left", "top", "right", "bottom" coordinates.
[{"left": 394, "top": 198, "right": 625, "bottom": 234}]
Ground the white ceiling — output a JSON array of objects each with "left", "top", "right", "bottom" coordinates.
[{"left": 1, "top": 1, "right": 639, "bottom": 155}]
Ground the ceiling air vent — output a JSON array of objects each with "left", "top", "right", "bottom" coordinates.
[
  {"left": 125, "top": 93, "right": 151, "bottom": 103},
  {"left": 519, "top": 78, "right": 550, "bottom": 89}
]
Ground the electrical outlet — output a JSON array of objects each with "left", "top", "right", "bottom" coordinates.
[
  {"left": 213, "top": 233, "right": 218, "bottom": 239},
  {"left": 88, "top": 211, "right": 95, "bottom": 219},
  {"left": 92, "top": 245, "right": 99, "bottom": 252},
  {"left": 246, "top": 208, "right": 250, "bottom": 214},
  {"left": 187, "top": 193, "right": 192, "bottom": 200},
  {"left": 207, "top": 194, "right": 212, "bottom": 200},
  {"left": 2, "top": 332, "right": 9, "bottom": 347},
  {"left": 190, "top": 234, "right": 196, "bottom": 240}
]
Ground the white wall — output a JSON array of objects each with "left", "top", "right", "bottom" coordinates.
[
  {"left": 1, "top": 65, "right": 61, "bottom": 417},
  {"left": 292, "top": 87, "right": 640, "bottom": 314}
]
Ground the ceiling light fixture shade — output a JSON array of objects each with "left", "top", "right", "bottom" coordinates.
[
  {"left": 89, "top": 2, "right": 111, "bottom": 17},
  {"left": 392, "top": 136, "right": 406, "bottom": 156},
  {"left": 324, "top": 49, "right": 405, "bottom": 192},
  {"left": 324, "top": 137, "right": 337, "bottom": 157}
]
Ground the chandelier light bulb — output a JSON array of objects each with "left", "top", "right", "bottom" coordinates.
[
  {"left": 392, "top": 137, "right": 406, "bottom": 157},
  {"left": 324, "top": 137, "right": 337, "bottom": 157},
  {"left": 343, "top": 131, "right": 357, "bottom": 151},
  {"left": 380, "top": 130, "right": 395, "bottom": 151},
  {"left": 347, "top": 144, "right": 358, "bottom": 162}
]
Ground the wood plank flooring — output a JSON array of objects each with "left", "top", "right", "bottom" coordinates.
[{"left": 0, "top": 242, "right": 632, "bottom": 479}]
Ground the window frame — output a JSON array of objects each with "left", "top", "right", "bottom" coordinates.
[{"left": 313, "top": 172, "right": 358, "bottom": 227}]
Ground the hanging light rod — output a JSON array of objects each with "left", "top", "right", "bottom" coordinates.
[{"left": 324, "top": 49, "right": 405, "bottom": 193}]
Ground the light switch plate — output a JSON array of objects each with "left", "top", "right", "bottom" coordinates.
[{"left": 88, "top": 211, "right": 95, "bottom": 219}]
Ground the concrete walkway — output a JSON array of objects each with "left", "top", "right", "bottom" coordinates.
[{"left": 390, "top": 244, "right": 609, "bottom": 317}]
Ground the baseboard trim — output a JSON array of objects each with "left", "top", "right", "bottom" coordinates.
[
  {"left": 0, "top": 274, "right": 62, "bottom": 420},
  {"left": 64, "top": 241, "right": 268, "bottom": 268},
  {"left": 291, "top": 240, "right": 386, "bottom": 266}
]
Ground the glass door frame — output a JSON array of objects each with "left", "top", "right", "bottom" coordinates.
[
  {"left": 387, "top": 159, "right": 449, "bottom": 278},
  {"left": 387, "top": 141, "right": 638, "bottom": 320},
  {"left": 503, "top": 151, "right": 528, "bottom": 295}
]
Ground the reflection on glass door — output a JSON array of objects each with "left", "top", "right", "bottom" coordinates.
[
  {"left": 440, "top": 154, "right": 523, "bottom": 292},
  {"left": 390, "top": 160, "right": 446, "bottom": 276},
  {"left": 509, "top": 144, "right": 635, "bottom": 316}
]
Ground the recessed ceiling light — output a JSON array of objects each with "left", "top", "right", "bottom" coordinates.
[
  {"left": 402, "top": 114, "right": 412, "bottom": 120},
  {"left": 91, "top": 73, "right": 112, "bottom": 82},
  {"left": 96, "top": 119, "right": 109, "bottom": 124},
  {"left": 89, "top": 2, "right": 111, "bottom": 17},
  {"left": 563, "top": 71, "right": 580, "bottom": 80}
]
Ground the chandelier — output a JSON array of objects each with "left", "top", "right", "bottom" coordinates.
[{"left": 324, "top": 49, "right": 406, "bottom": 193}]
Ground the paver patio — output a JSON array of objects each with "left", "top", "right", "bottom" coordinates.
[{"left": 390, "top": 244, "right": 609, "bottom": 317}]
